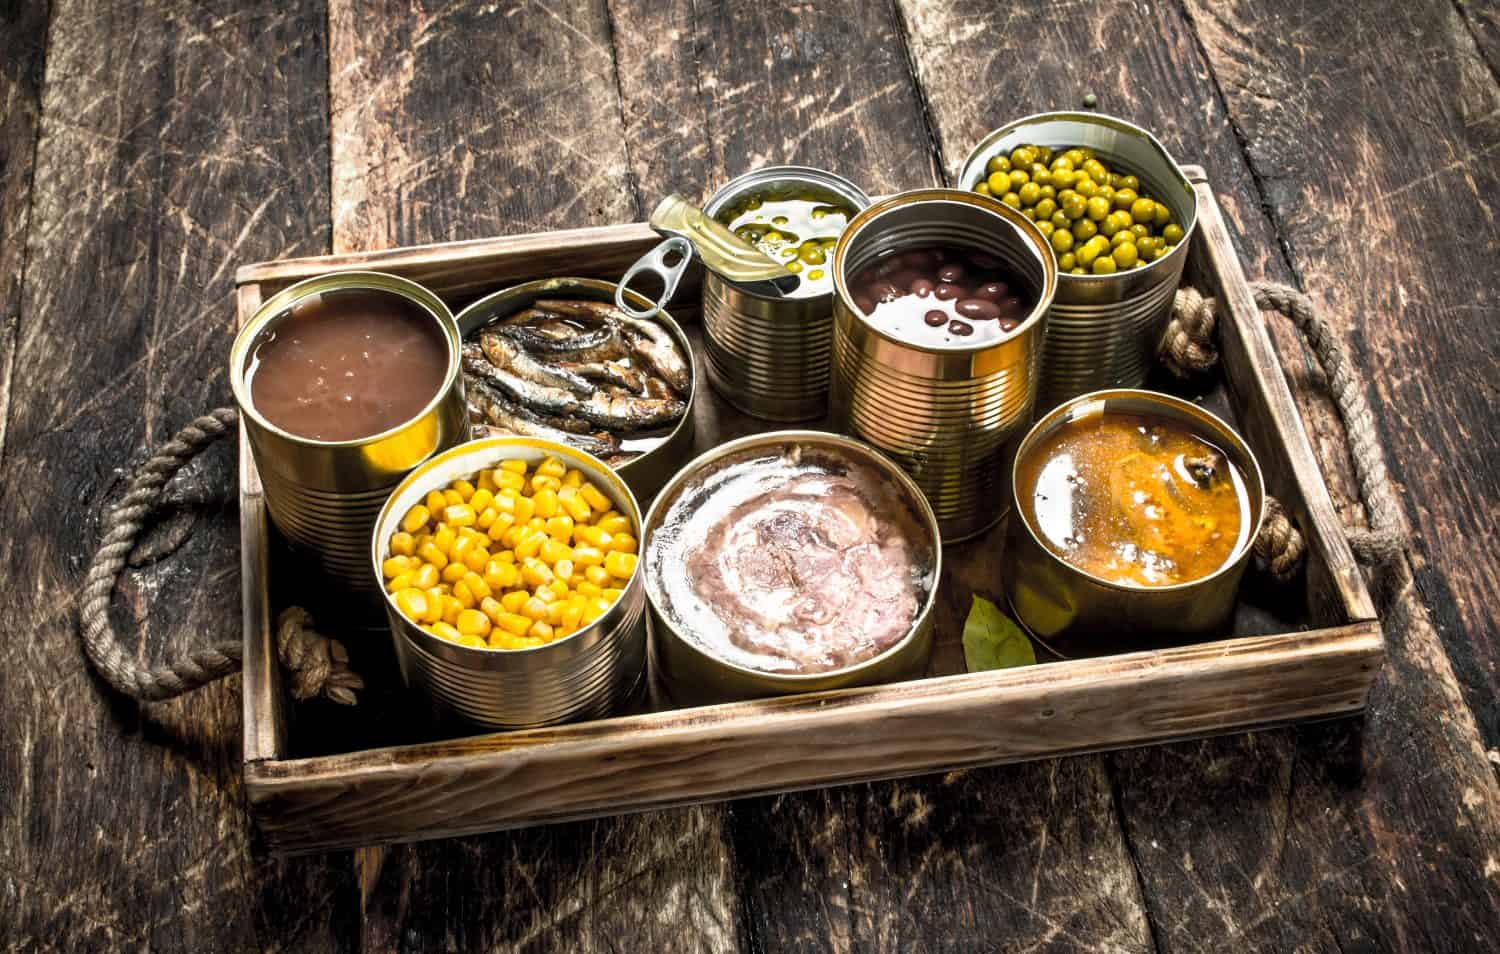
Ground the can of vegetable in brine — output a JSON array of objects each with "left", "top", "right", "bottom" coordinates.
[{"left": 830, "top": 189, "right": 1057, "bottom": 542}]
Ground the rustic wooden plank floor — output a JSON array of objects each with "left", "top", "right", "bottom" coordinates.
[{"left": 1, "top": 0, "right": 1497, "bottom": 950}]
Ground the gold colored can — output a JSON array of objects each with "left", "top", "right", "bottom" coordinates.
[
  {"left": 1003, "top": 389, "right": 1266, "bottom": 655},
  {"left": 230, "top": 271, "right": 468, "bottom": 594},
  {"left": 830, "top": 189, "right": 1058, "bottom": 542}
]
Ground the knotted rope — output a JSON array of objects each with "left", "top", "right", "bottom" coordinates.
[
  {"left": 1160, "top": 281, "right": 1407, "bottom": 571},
  {"left": 79, "top": 407, "right": 361, "bottom": 704}
]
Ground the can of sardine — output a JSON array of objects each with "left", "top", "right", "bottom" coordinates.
[
  {"left": 231, "top": 271, "right": 468, "bottom": 595},
  {"left": 699, "top": 166, "right": 871, "bottom": 422},
  {"left": 830, "top": 189, "right": 1058, "bottom": 542},
  {"left": 372, "top": 436, "right": 647, "bottom": 728},
  {"left": 958, "top": 112, "right": 1198, "bottom": 411}
]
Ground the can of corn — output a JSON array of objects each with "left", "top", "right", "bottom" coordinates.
[
  {"left": 699, "top": 166, "right": 871, "bottom": 422},
  {"left": 829, "top": 189, "right": 1057, "bottom": 542},
  {"left": 958, "top": 112, "right": 1198, "bottom": 411},
  {"left": 372, "top": 436, "right": 647, "bottom": 728},
  {"left": 231, "top": 271, "right": 468, "bottom": 596},
  {"left": 1003, "top": 390, "right": 1265, "bottom": 656}
]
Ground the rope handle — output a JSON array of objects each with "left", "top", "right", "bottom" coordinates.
[
  {"left": 78, "top": 407, "right": 362, "bottom": 704},
  {"left": 1160, "top": 280, "right": 1407, "bottom": 575}
]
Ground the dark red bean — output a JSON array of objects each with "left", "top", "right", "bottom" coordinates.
[
  {"left": 1000, "top": 296, "right": 1024, "bottom": 314},
  {"left": 872, "top": 281, "right": 903, "bottom": 302},
  {"left": 948, "top": 319, "right": 974, "bottom": 336},
  {"left": 901, "top": 249, "right": 939, "bottom": 269},
  {"left": 999, "top": 318, "right": 1020, "bottom": 332},
  {"left": 854, "top": 295, "right": 875, "bottom": 315},
  {"left": 956, "top": 298, "right": 1003, "bottom": 321},
  {"left": 937, "top": 264, "right": 967, "bottom": 284},
  {"left": 965, "top": 251, "right": 1002, "bottom": 269},
  {"left": 924, "top": 310, "right": 948, "bottom": 327},
  {"left": 886, "top": 270, "right": 919, "bottom": 291},
  {"left": 934, "top": 282, "right": 964, "bottom": 301},
  {"left": 909, "top": 278, "right": 935, "bottom": 298},
  {"left": 973, "top": 281, "right": 1009, "bottom": 302}
]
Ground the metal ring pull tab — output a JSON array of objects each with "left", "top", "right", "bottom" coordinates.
[{"left": 615, "top": 236, "right": 693, "bottom": 319}]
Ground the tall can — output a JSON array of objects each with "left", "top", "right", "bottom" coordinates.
[
  {"left": 830, "top": 189, "right": 1058, "bottom": 542},
  {"left": 958, "top": 112, "right": 1198, "bottom": 411},
  {"left": 231, "top": 271, "right": 468, "bottom": 595},
  {"left": 700, "top": 166, "right": 871, "bottom": 422}
]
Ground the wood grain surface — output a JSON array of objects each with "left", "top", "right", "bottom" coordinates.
[{"left": 2, "top": 0, "right": 1498, "bottom": 951}]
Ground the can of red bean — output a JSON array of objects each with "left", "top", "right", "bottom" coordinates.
[
  {"left": 699, "top": 166, "right": 871, "bottom": 422},
  {"left": 829, "top": 189, "right": 1057, "bottom": 542},
  {"left": 958, "top": 112, "right": 1198, "bottom": 411}
]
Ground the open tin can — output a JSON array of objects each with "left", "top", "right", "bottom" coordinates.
[
  {"left": 371, "top": 436, "right": 648, "bottom": 729},
  {"left": 642, "top": 430, "right": 941, "bottom": 706},
  {"left": 453, "top": 277, "right": 696, "bottom": 503},
  {"left": 959, "top": 112, "right": 1198, "bottom": 411},
  {"left": 1003, "top": 389, "right": 1266, "bottom": 656},
  {"left": 830, "top": 189, "right": 1057, "bottom": 542},
  {"left": 231, "top": 271, "right": 468, "bottom": 595}
]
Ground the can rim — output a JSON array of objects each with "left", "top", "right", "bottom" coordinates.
[
  {"left": 956, "top": 110, "right": 1198, "bottom": 287},
  {"left": 451, "top": 276, "right": 697, "bottom": 487},
  {"left": 1008, "top": 388, "right": 1268, "bottom": 594},
  {"left": 641, "top": 429, "right": 943, "bottom": 685},
  {"left": 831, "top": 188, "right": 1059, "bottom": 356},
  {"left": 371, "top": 434, "right": 646, "bottom": 661},
  {"left": 230, "top": 270, "right": 461, "bottom": 448}
]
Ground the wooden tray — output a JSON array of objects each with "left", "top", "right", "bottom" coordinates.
[{"left": 235, "top": 168, "right": 1381, "bottom": 854}]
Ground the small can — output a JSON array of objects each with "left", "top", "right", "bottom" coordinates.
[
  {"left": 829, "top": 189, "right": 1058, "bottom": 542},
  {"left": 231, "top": 271, "right": 468, "bottom": 595},
  {"left": 371, "top": 436, "right": 648, "bottom": 728},
  {"left": 1003, "top": 389, "right": 1266, "bottom": 656},
  {"left": 700, "top": 166, "right": 871, "bottom": 422},
  {"left": 958, "top": 112, "right": 1198, "bottom": 411},
  {"left": 453, "top": 277, "right": 696, "bottom": 503},
  {"left": 642, "top": 430, "right": 941, "bottom": 706}
]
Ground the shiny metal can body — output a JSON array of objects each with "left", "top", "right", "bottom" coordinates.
[
  {"left": 959, "top": 112, "right": 1198, "bottom": 411},
  {"left": 829, "top": 189, "right": 1058, "bottom": 542},
  {"left": 700, "top": 166, "right": 871, "bottom": 422},
  {"left": 453, "top": 277, "right": 696, "bottom": 503},
  {"left": 642, "top": 430, "right": 941, "bottom": 706},
  {"left": 1003, "top": 390, "right": 1266, "bottom": 656},
  {"left": 372, "top": 436, "right": 648, "bottom": 728},
  {"left": 230, "top": 271, "right": 468, "bottom": 594}
]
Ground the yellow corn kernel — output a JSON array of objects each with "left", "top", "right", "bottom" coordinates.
[
  {"left": 529, "top": 620, "right": 555, "bottom": 641},
  {"left": 441, "top": 561, "right": 468, "bottom": 584},
  {"left": 394, "top": 587, "right": 429, "bottom": 622},
  {"left": 512, "top": 494, "right": 535, "bottom": 523},
  {"left": 533, "top": 487, "right": 559, "bottom": 519},
  {"left": 499, "top": 459, "right": 528, "bottom": 474},
  {"left": 580, "top": 597, "right": 611, "bottom": 625},
  {"left": 495, "top": 468, "right": 526, "bottom": 492},
  {"left": 413, "top": 563, "right": 440, "bottom": 590},
  {"left": 477, "top": 468, "right": 498, "bottom": 492},
  {"left": 456, "top": 608, "right": 491, "bottom": 638},
  {"left": 539, "top": 539, "right": 573, "bottom": 564},
  {"left": 456, "top": 634, "right": 487, "bottom": 648},
  {"left": 484, "top": 559, "right": 519, "bottom": 590},
  {"left": 449, "top": 533, "right": 474, "bottom": 563},
  {"left": 441, "top": 595, "right": 463, "bottom": 624},
  {"left": 561, "top": 601, "right": 583, "bottom": 632},
  {"left": 451, "top": 479, "right": 476, "bottom": 501},
  {"left": 492, "top": 489, "right": 517, "bottom": 513},
  {"left": 521, "top": 558, "right": 554, "bottom": 588},
  {"left": 584, "top": 564, "right": 610, "bottom": 587},
  {"left": 544, "top": 580, "right": 569, "bottom": 601},
  {"left": 573, "top": 545, "right": 605, "bottom": 567},
  {"left": 558, "top": 486, "right": 591, "bottom": 522},
  {"left": 463, "top": 545, "right": 490, "bottom": 573},
  {"left": 575, "top": 580, "right": 602, "bottom": 598},
  {"left": 601, "top": 587, "right": 623, "bottom": 603},
  {"left": 401, "top": 505, "right": 431, "bottom": 534},
  {"left": 573, "top": 525, "right": 607, "bottom": 548},
  {"left": 596, "top": 514, "right": 631, "bottom": 536},
  {"left": 462, "top": 572, "right": 492, "bottom": 603},
  {"left": 493, "top": 550, "right": 515, "bottom": 564},
  {"left": 442, "top": 489, "right": 465, "bottom": 508},
  {"left": 421, "top": 588, "right": 445, "bottom": 624},
  {"left": 521, "top": 597, "right": 549, "bottom": 621},
  {"left": 431, "top": 621, "right": 462, "bottom": 642},
  {"left": 500, "top": 590, "right": 530, "bottom": 614},
  {"left": 386, "top": 571, "right": 414, "bottom": 593},
  {"left": 452, "top": 581, "right": 477, "bottom": 609},
  {"left": 480, "top": 596, "right": 504, "bottom": 623},
  {"left": 468, "top": 488, "right": 495, "bottom": 513},
  {"left": 545, "top": 515, "right": 575, "bottom": 542},
  {"left": 537, "top": 456, "right": 566, "bottom": 478},
  {"left": 496, "top": 612, "right": 532, "bottom": 636},
  {"left": 580, "top": 483, "right": 610, "bottom": 512},
  {"left": 444, "top": 503, "right": 477, "bottom": 528},
  {"left": 390, "top": 531, "right": 418, "bottom": 556},
  {"left": 424, "top": 490, "right": 447, "bottom": 514},
  {"left": 432, "top": 525, "right": 457, "bottom": 555},
  {"left": 608, "top": 533, "right": 638, "bottom": 554},
  {"left": 546, "top": 601, "right": 567, "bottom": 626},
  {"left": 500, "top": 525, "right": 525, "bottom": 549},
  {"left": 562, "top": 468, "right": 585, "bottom": 489},
  {"left": 487, "top": 512, "right": 516, "bottom": 542},
  {"left": 512, "top": 529, "right": 543, "bottom": 560},
  {"left": 530, "top": 474, "right": 561, "bottom": 493},
  {"left": 476, "top": 506, "right": 499, "bottom": 531},
  {"left": 381, "top": 556, "right": 412, "bottom": 579},
  {"left": 553, "top": 558, "right": 575, "bottom": 583},
  {"left": 527, "top": 516, "right": 547, "bottom": 533},
  {"left": 605, "top": 551, "right": 638, "bottom": 580}
]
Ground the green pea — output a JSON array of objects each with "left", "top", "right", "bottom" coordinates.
[
  {"left": 1050, "top": 210, "right": 1071, "bottom": 229},
  {"left": 987, "top": 171, "right": 1009, "bottom": 194},
  {"left": 1034, "top": 198, "right": 1058, "bottom": 220},
  {"left": 1051, "top": 229, "right": 1075, "bottom": 254},
  {"left": 1130, "top": 198, "right": 1157, "bottom": 224},
  {"left": 1162, "top": 223, "right": 1185, "bottom": 244},
  {"left": 986, "top": 154, "right": 1012, "bottom": 175},
  {"left": 1050, "top": 155, "right": 1075, "bottom": 173},
  {"left": 1051, "top": 169, "right": 1076, "bottom": 190},
  {"left": 1039, "top": 184, "right": 1056, "bottom": 200},
  {"left": 785, "top": 259, "right": 802, "bottom": 273},
  {"left": 1121, "top": 175, "right": 1140, "bottom": 192},
  {"left": 799, "top": 243, "right": 825, "bottom": 265},
  {"left": 1114, "top": 188, "right": 1138, "bottom": 211},
  {"left": 1070, "top": 267, "right": 1087, "bottom": 275},
  {"left": 1019, "top": 182, "right": 1042, "bottom": 206},
  {"left": 1136, "top": 236, "right": 1159, "bottom": 258},
  {"left": 1002, "top": 191, "right": 1022, "bottom": 209},
  {"left": 1063, "top": 148, "right": 1087, "bottom": 167},
  {"left": 1076, "top": 235, "right": 1106, "bottom": 267},
  {"left": 1083, "top": 159, "right": 1109, "bottom": 184},
  {"left": 1010, "top": 146, "right": 1038, "bottom": 168},
  {"left": 1109, "top": 173, "right": 1125, "bottom": 189},
  {"left": 1008, "top": 170, "right": 1030, "bottom": 190},
  {"left": 773, "top": 215, "right": 789, "bottom": 226},
  {"left": 1113, "top": 242, "right": 1139, "bottom": 267},
  {"left": 974, "top": 182, "right": 991, "bottom": 196},
  {"left": 1092, "top": 254, "right": 1118, "bottom": 275},
  {"left": 1037, "top": 145, "right": 1053, "bottom": 164},
  {"left": 1073, "top": 217, "right": 1099, "bottom": 241},
  {"left": 1036, "top": 221, "right": 1055, "bottom": 237},
  {"left": 1154, "top": 202, "right": 1172, "bottom": 227},
  {"left": 1075, "top": 177, "right": 1099, "bottom": 199},
  {"left": 1060, "top": 192, "right": 1086, "bottom": 220},
  {"left": 1021, "top": 206, "right": 1038, "bottom": 220},
  {"left": 1058, "top": 252, "right": 1077, "bottom": 271},
  {"left": 1130, "top": 223, "right": 1149, "bottom": 238},
  {"left": 1086, "top": 196, "right": 1111, "bottom": 221}
]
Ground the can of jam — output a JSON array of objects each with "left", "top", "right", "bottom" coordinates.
[
  {"left": 231, "top": 271, "right": 468, "bottom": 595},
  {"left": 699, "top": 167, "right": 871, "bottom": 422},
  {"left": 958, "top": 112, "right": 1198, "bottom": 411},
  {"left": 830, "top": 189, "right": 1058, "bottom": 542}
]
